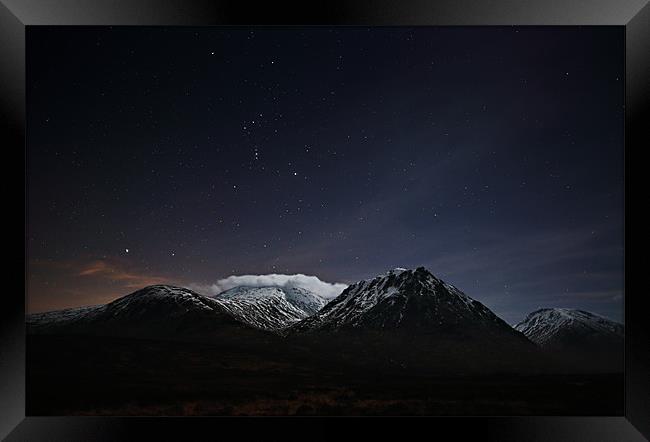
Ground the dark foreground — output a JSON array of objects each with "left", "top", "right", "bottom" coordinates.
[{"left": 27, "top": 334, "right": 623, "bottom": 416}]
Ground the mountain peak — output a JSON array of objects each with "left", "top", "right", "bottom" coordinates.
[
  {"left": 383, "top": 266, "right": 432, "bottom": 277},
  {"left": 515, "top": 308, "right": 623, "bottom": 347},
  {"left": 519, "top": 308, "right": 620, "bottom": 328},
  {"left": 123, "top": 284, "right": 201, "bottom": 297},
  {"left": 514, "top": 307, "right": 624, "bottom": 371},
  {"left": 211, "top": 285, "right": 327, "bottom": 330},
  {"left": 290, "top": 266, "right": 510, "bottom": 334},
  {"left": 103, "top": 285, "right": 222, "bottom": 320},
  {"left": 287, "top": 266, "right": 537, "bottom": 373}
]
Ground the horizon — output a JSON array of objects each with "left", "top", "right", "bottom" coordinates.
[
  {"left": 26, "top": 266, "right": 624, "bottom": 326},
  {"left": 27, "top": 27, "right": 624, "bottom": 325}
]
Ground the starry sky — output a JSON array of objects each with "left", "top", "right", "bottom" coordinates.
[{"left": 27, "top": 27, "right": 624, "bottom": 324}]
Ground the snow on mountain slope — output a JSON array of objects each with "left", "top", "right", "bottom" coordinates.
[
  {"left": 27, "top": 285, "right": 250, "bottom": 337},
  {"left": 290, "top": 267, "right": 523, "bottom": 336},
  {"left": 514, "top": 308, "right": 624, "bottom": 371},
  {"left": 211, "top": 286, "right": 326, "bottom": 330},
  {"left": 514, "top": 308, "right": 624, "bottom": 349},
  {"left": 26, "top": 305, "right": 105, "bottom": 333},
  {"left": 105, "top": 285, "right": 221, "bottom": 316},
  {"left": 286, "top": 267, "right": 541, "bottom": 373},
  {"left": 27, "top": 284, "right": 328, "bottom": 337},
  {"left": 282, "top": 287, "right": 328, "bottom": 315}
]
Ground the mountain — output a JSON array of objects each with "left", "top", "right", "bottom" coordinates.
[
  {"left": 293, "top": 267, "right": 520, "bottom": 335},
  {"left": 27, "top": 285, "right": 266, "bottom": 341},
  {"left": 210, "top": 286, "right": 326, "bottom": 330},
  {"left": 289, "top": 267, "right": 539, "bottom": 373},
  {"left": 27, "top": 284, "right": 328, "bottom": 339},
  {"left": 281, "top": 286, "right": 329, "bottom": 315},
  {"left": 514, "top": 308, "right": 624, "bottom": 371},
  {"left": 28, "top": 274, "right": 620, "bottom": 374},
  {"left": 27, "top": 305, "right": 105, "bottom": 334}
]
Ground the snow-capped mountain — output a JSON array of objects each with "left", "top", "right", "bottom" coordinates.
[
  {"left": 281, "top": 286, "right": 328, "bottom": 315},
  {"left": 514, "top": 308, "right": 623, "bottom": 348},
  {"left": 27, "top": 284, "right": 328, "bottom": 338},
  {"left": 27, "top": 285, "right": 258, "bottom": 339},
  {"left": 514, "top": 308, "right": 623, "bottom": 371},
  {"left": 288, "top": 267, "right": 537, "bottom": 372},
  {"left": 210, "top": 286, "right": 326, "bottom": 330},
  {"left": 292, "top": 267, "right": 523, "bottom": 336},
  {"left": 26, "top": 274, "right": 623, "bottom": 374},
  {"left": 27, "top": 304, "right": 105, "bottom": 334}
]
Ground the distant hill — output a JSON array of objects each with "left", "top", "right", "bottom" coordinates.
[{"left": 515, "top": 308, "right": 624, "bottom": 372}]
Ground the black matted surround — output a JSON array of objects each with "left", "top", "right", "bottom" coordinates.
[{"left": 1, "top": 0, "right": 648, "bottom": 440}]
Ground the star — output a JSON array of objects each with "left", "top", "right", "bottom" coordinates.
[{"left": 125, "top": 248, "right": 129, "bottom": 253}]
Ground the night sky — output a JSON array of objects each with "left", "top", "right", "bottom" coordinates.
[{"left": 27, "top": 27, "right": 624, "bottom": 324}]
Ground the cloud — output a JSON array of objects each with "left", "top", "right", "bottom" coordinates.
[
  {"left": 27, "top": 258, "right": 174, "bottom": 313},
  {"left": 78, "top": 260, "right": 169, "bottom": 288},
  {"left": 203, "top": 273, "right": 348, "bottom": 299}
]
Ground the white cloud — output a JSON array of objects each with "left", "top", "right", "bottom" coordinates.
[{"left": 199, "top": 273, "right": 348, "bottom": 299}]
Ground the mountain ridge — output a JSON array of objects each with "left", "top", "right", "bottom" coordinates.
[
  {"left": 514, "top": 307, "right": 624, "bottom": 372},
  {"left": 514, "top": 307, "right": 623, "bottom": 346},
  {"left": 27, "top": 283, "right": 328, "bottom": 336},
  {"left": 290, "top": 267, "right": 520, "bottom": 335},
  {"left": 210, "top": 285, "right": 326, "bottom": 330},
  {"left": 285, "top": 267, "right": 541, "bottom": 373},
  {"left": 27, "top": 269, "right": 624, "bottom": 374}
]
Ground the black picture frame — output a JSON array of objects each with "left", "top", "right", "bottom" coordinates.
[{"left": 2, "top": 1, "right": 648, "bottom": 440}]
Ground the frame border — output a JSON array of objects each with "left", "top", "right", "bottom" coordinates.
[{"left": 2, "top": 1, "right": 648, "bottom": 440}]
